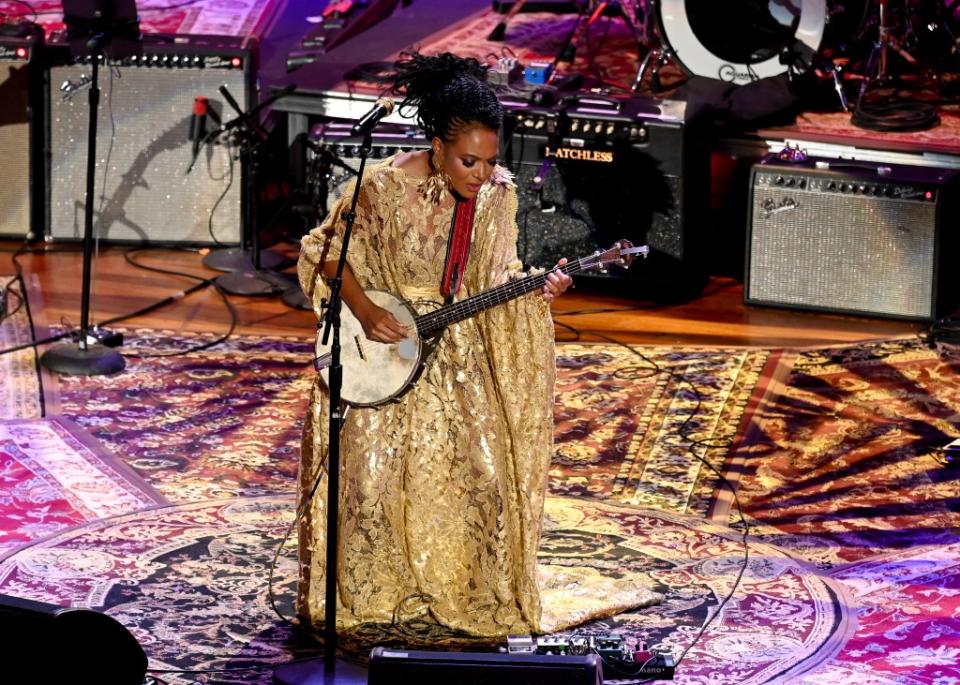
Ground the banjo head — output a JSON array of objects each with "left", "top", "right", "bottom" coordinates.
[{"left": 316, "top": 290, "right": 422, "bottom": 407}]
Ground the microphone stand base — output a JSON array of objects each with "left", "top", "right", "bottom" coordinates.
[
  {"left": 282, "top": 285, "right": 312, "bottom": 310},
  {"left": 272, "top": 657, "right": 367, "bottom": 685},
  {"left": 203, "top": 247, "right": 287, "bottom": 273},
  {"left": 41, "top": 342, "right": 126, "bottom": 376},
  {"left": 215, "top": 270, "right": 289, "bottom": 297}
]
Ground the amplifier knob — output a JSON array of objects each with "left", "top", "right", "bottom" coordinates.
[
  {"left": 785, "top": 178, "right": 795, "bottom": 187},
  {"left": 859, "top": 184, "right": 866, "bottom": 193},
  {"left": 535, "top": 119, "right": 545, "bottom": 129},
  {"left": 798, "top": 179, "right": 806, "bottom": 188},
  {"left": 606, "top": 123, "right": 615, "bottom": 135},
  {"left": 776, "top": 175, "right": 785, "bottom": 185},
  {"left": 571, "top": 120, "right": 580, "bottom": 132},
  {"left": 827, "top": 181, "right": 836, "bottom": 191},
  {"left": 840, "top": 183, "right": 848, "bottom": 192}
]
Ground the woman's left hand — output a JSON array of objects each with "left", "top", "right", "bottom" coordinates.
[{"left": 542, "top": 258, "right": 573, "bottom": 303}]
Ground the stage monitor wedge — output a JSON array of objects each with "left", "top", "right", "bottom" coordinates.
[
  {"left": 368, "top": 647, "right": 603, "bottom": 685},
  {"left": 46, "top": 33, "right": 257, "bottom": 245},
  {"left": 0, "top": 593, "right": 147, "bottom": 685}
]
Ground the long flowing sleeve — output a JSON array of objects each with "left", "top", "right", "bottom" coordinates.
[
  {"left": 470, "top": 180, "right": 556, "bottom": 631},
  {"left": 296, "top": 174, "right": 384, "bottom": 316}
]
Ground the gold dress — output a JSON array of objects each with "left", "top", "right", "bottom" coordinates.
[{"left": 296, "top": 157, "right": 556, "bottom": 636}]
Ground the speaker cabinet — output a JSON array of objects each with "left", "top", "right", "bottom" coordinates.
[
  {"left": 367, "top": 647, "right": 602, "bottom": 685},
  {"left": 46, "top": 33, "right": 257, "bottom": 245},
  {"left": 0, "top": 32, "right": 43, "bottom": 240},
  {"left": 746, "top": 156, "right": 960, "bottom": 321},
  {"left": 0, "top": 593, "right": 146, "bottom": 684},
  {"left": 502, "top": 97, "right": 709, "bottom": 298}
]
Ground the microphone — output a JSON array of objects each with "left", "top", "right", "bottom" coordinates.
[
  {"left": 351, "top": 97, "right": 394, "bottom": 136},
  {"left": 190, "top": 96, "right": 208, "bottom": 159}
]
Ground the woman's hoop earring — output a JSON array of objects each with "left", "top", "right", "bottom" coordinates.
[{"left": 420, "top": 150, "right": 451, "bottom": 205}]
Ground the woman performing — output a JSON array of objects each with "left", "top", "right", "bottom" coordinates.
[{"left": 296, "top": 51, "right": 638, "bottom": 638}]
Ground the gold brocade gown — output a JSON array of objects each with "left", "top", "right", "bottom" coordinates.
[{"left": 295, "top": 158, "right": 556, "bottom": 636}]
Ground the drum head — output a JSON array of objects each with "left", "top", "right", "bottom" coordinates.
[{"left": 658, "top": 0, "right": 828, "bottom": 84}]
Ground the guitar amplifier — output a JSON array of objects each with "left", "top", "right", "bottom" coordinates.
[
  {"left": 46, "top": 33, "right": 257, "bottom": 245},
  {"left": 309, "top": 120, "right": 430, "bottom": 204},
  {"left": 501, "top": 95, "right": 709, "bottom": 298},
  {"left": 0, "top": 32, "right": 44, "bottom": 240},
  {"left": 746, "top": 156, "right": 960, "bottom": 321}
]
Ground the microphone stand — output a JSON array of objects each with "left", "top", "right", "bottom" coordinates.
[
  {"left": 200, "top": 86, "right": 296, "bottom": 283},
  {"left": 41, "top": 33, "right": 129, "bottom": 376},
  {"left": 204, "top": 86, "right": 299, "bottom": 296},
  {"left": 271, "top": 131, "right": 374, "bottom": 685}
]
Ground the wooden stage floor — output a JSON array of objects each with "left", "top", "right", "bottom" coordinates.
[{"left": 2, "top": 240, "right": 924, "bottom": 349}]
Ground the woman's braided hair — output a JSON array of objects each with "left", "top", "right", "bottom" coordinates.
[{"left": 392, "top": 51, "right": 503, "bottom": 142}]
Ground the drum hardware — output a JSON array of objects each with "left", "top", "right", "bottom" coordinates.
[
  {"left": 654, "top": 0, "right": 829, "bottom": 86},
  {"left": 547, "top": 0, "right": 645, "bottom": 90},
  {"left": 852, "top": 0, "right": 943, "bottom": 129},
  {"left": 858, "top": 0, "right": 927, "bottom": 89},
  {"left": 631, "top": 0, "right": 678, "bottom": 93}
]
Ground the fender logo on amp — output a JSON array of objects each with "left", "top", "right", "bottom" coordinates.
[{"left": 544, "top": 146, "right": 614, "bottom": 163}]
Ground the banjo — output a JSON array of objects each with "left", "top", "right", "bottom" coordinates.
[{"left": 314, "top": 240, "right": 649, "bottom": 407}]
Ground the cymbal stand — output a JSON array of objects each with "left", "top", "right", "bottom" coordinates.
[
  {"left": 631, "top": 0, "right": 675, "bottom": 93},
  {"left": 856, "top": 0, "right": 929, "bottom": 104}
]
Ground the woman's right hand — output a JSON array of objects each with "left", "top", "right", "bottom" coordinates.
[{"left": 356, "top": 303, "right": 410, "bottom": 343}]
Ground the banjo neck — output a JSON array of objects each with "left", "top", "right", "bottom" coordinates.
[{"left": 413, "top": 258, "right": 584, "bottom": 337}]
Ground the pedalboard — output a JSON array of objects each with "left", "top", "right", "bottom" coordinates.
[{"left": 505, "top": 634, "right": 676, "bottom": 680}]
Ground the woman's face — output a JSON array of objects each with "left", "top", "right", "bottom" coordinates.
[{"left": 435, "top": 124, "right": 500, "bottom": 200}]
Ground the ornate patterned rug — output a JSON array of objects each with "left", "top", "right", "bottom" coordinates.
[
  {"left": 52, "top": 331, "right": 766, "bottom": 514},
  {"left": 8, "top": 326, "right": 959, "bottom": 683},
  {"left": 0, "top": 416, "right": 167, "bottom": 559},
  {"left": 724, "top": 337, "right": 960, "bottom": 684},
  {"left": 52, "top": 328, "right": 314, "bottom": 502},
  {"left": 0, "top": 276, "right": 42, "bottom": 421},
  {"left": 414, "top": 8, "right": 655, "bottom": 94},
  {"left": 552, "top": 343, "right": 773, "bottom": 516},
  {"left": 0, "top": 494, "right": 849, "bottom": 685},
  {"left": 27, "top": 0, "right": 283, "bottom": 39}
]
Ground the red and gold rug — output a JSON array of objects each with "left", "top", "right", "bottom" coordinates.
[
  {"left": 0, "top": 493, "right": 849, "bottom": 685},
  {"left": 0, "top": 276, "right": 42, "bottom": 421},
  {"left": 725, "top": 337, "right": 960, "bottom": 684},
  {"left": 0, "top": 416, "right": 167, "bottom": 559},
  {"left": 26, "top": 0, "right": 283, "bottom": 39}
]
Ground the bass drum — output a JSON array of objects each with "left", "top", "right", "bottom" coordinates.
[{"left": 657, "top": 0, "right": 837, "bottom": 84}]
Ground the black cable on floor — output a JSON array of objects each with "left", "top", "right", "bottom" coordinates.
[
  {"left": 118, "top": 247, "right": 238, "bottom": 358},
  {"left": 851, "top": 99, "right": 940, "bottom": 132},
  {"left": 553, "top": 319, "right": 751, "bottom": 676}
]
